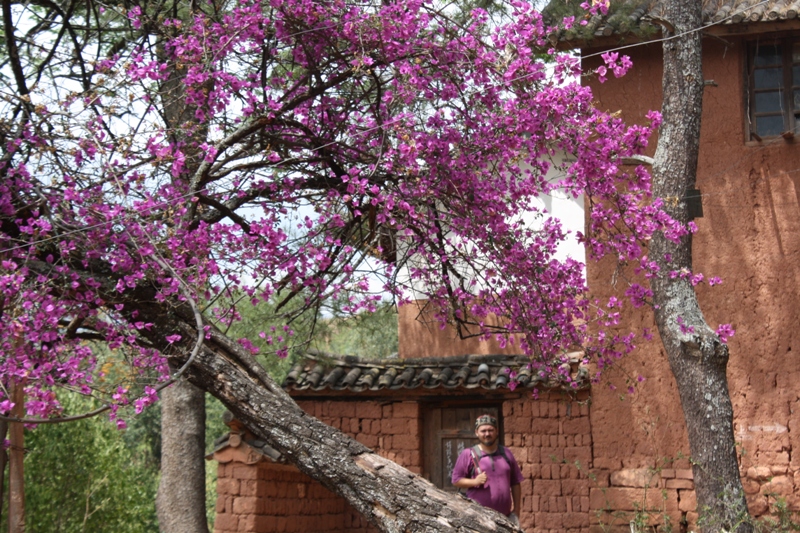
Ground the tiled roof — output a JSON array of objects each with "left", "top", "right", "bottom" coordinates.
[
  {"left": 282, "top": 352, "right": 589, "bottom": 394},
  {"left": 545, "top": 0, "right": 799, "bottom": 42}
]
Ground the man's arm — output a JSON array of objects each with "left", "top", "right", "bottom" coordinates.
[
  {"left": 511, "top": 483, "right": 521, "bottom": 515},
  {"left": 452, "top": 471, "right": 487, "bottom": 489}
]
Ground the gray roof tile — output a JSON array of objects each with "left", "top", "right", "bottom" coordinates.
[
  {"left": 545, "top": 0, "right": 799, "bottom": 42},
  {"left": 282, "top": 352, "right": 589, "bottom": 394}
]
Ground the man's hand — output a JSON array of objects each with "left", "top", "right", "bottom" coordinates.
[{"left": 473, "top": 471, "right": 488, "bottom": 487}]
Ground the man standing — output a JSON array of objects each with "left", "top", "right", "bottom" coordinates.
[{"left": 451, "top": 414, "right": 524, "bottom": 526}]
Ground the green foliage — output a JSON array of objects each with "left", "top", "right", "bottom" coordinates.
[
  {"left": 227, "top": 295, "right": 398, "bottom": 383},
  {"left": 5, "top": 297, "right": 396, "bottom": 533},
  {"left": 314, "top": 302, "right": 399, "bottom": 359},
  {"left": 7, "top": 395, "right": 158, "bottom": 533}
]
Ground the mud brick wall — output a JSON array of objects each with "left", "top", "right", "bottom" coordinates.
[
  {"left": 582, "top": 34, "right": 800, "bottom": 529},
  {"left": 297, "top": 399, "right": 423, "bottom": 474},
  {"left": 212, "top": 399, "right": 419, "bottom": 533},
  {"left": 503, "top": 393, "right": 593, "bottom": 533}
]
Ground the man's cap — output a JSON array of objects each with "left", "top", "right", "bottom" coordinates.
[{"left": 475, "top": 414, "right": 497, "bottom": 429}]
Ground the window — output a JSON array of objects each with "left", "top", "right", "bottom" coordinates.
[
  {"left": 422, "top": 404, "right": 501, "bottom": 491},
  {"left": 748, "top": 38, "right": 800, "bottom": 139}
]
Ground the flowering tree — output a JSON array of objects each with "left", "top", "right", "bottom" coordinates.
[{"left": 0, "top": 0, "right": 672, "bottom": 530}]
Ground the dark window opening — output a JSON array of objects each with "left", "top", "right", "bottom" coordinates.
[{"left": 748, "top": 39, "right": 800, "bottom": 139}]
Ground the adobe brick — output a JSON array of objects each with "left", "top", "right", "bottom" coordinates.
[
  {"left": 535, "top": 479, "right": 562, "bottom": 497},
  {"left": 327, "top": 401, "right": 354, "bottom": 418},
  {"left": 217, "top": 477, "right": 241, "bottom": 496},
  {"left": 548, "top": 402, "right": 559, "bottom": 417},
  {"left": 589, "top": 526, "right": 631, "bottom": 533},
  {"left": 755, "top": 450, "right": 790, "bottom": 465},
  {"left": 592, "top": 457, "right": 622, "bottom": 470},
  {"left": 507, "top": 415, "right": 531, "bottom": 433},
  {"left": 742, "top": 477, "right": 761, "bottom": 495},
  {"left": 562, "top": 479, "right": 590, "bottom": 496},
  {"left": 215, "top": 513, "right": 239, "bottom": 531},
  {"left": 541, "top": 446, "right": 565, "bottom": 462},
  {"left": 678, "top": 489, "right": 696, "bottom": 512},
  {"left": 233, "top": 465, "right": 259, "bottom": 480},
  {"left": 660, "top": 468, "right": 676, "bottom": 479},
  {"left": 529, "top": 494, "right": 540, "bottom": 512},
  {"left": 535, "top": 418, "right": 559, "bottom": 434},
  {"left": 238, "top": 479, "right": 260, "bottom": 496},
  {"left": 674, "top": 469, "right": 694, "bottom": 480},
  {"left": 746, "top": 466, "right": 773, "bottom": 480},
  {"left": 355, "top": 401, "right": 381, "bottom": 419},
  {"left": 233, "top": 496, "right": 261, "bottom": 514},
  {"left": 589, "top": 487, "right": 678, "bottom": 513},
  {"left": 508, "top": 446, "right": 526, "bottom": 463},
  {"left": 610, "top": 468, "right": 660, "bottom": 488},
  {"left": 380, "top": 417, "right": 411, "bottom": 435},
  {"left": 563, "top": 511, "right": 590, "bottom": 528},
  {"left": 539, "top": 512, "right": 564, "bottom": 529},
  {"left": 406, "top": 450, "right": 422, "bottom": 466},
  {"left": 551, "top": 495, "right": 567, "bottom": 512},
  {"left": 749, "top": 494, "right": 769, "bottom": 515},
  {"left": 563, "top": 416, "right": 591, "bottom": 435},
  {"left": 391, "top": 401, "right": 419, "bottom": 419},
  {"left": 239, "top": 514, "right": 274, "bottom": 532},
  {"left": 215, "top": 496, "right": 227, "bottom": 513},
  {"left": 559, "top": 402, "right": 568, "bottom": 417},
  {"left": 564, "top": 447, "right": 592, "bottom": 468},
  {"left": 771, "top": 464, "right": 790, "bottom": 475},
  {"left": 581, "top": 495, "right": 590, "bottom": 512},
  {"left": 665, "top": 479, "right": 693, "bottom": 490},
  {"left": 763, "top": 475, "right": 793, "bottom": 495}
]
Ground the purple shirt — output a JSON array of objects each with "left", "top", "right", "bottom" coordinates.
[{"left": 451, "top": 445, "right": 524, "bottom": 516}]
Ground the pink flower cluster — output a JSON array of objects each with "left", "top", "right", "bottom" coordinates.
[{"left": 0, "top": 0, "right": 727, "bottom": 420}]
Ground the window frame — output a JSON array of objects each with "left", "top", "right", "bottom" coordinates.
[{"left": 747, "top": 36, "right": 800, "bottom": 141}]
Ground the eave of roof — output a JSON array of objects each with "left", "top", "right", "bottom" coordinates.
[
  {"left": 282, "top": 352, "right": 589, "bottom": 396},
  {"left": 544, "top": 0, "right": 800, "bottom": 49}
]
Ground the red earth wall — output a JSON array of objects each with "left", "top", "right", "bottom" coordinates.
[
  {"left": 582, "top": 35, "right": 800, "bottom": 530},
  {"left": 213, "top": 393, "right": 593, "bottom": 533}
]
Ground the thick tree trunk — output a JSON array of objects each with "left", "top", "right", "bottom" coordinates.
[
  {"left": 156, "top": 379, "right": 210, "bottom": 533},
  {"left": 164, "top": 318, "right": 521, "bottom": 533},
  {"left": 153, "top": 27, "right": 213, "bottom": 532},
  {"left": 650, "top": 1, "right": 752, "bottom": 531}
]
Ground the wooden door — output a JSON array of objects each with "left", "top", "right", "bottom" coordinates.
[{"left": 422, "top": 405, "right": 501, "bottom": 491}]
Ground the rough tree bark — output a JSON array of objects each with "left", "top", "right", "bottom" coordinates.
[
  {"left": 155, "top": 380, "right": 210, "bottom": 533},
  {"left": 650, "top": 1, "right": 752, "bottom": 531}
]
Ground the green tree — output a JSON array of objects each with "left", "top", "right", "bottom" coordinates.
[{"left": 3, "top": 395, "right": 158, "bottom": 533}]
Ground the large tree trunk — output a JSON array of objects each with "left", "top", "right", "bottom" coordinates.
[
  {"left": 158, "top": 314, "right": 522, "bottom": 533},
  {"left": 154, "top": 24, "right": 213, "bottom": 532},
  {"left": 650, "top": 1, "right": 752, "bottom": 531},
  {"left": 156, "top": 380, "right": 210, "bottom": 533}
]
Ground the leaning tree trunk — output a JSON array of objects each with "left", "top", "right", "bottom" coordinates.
[
  {"left": 156, "top": 311, "right": 522, "bottom": 533},
  {"left": 650, "top": 1, "right": 752, "bottom": 531},
  {"left": 156, "top": 379, "right": 210, "bottom": 533}
]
